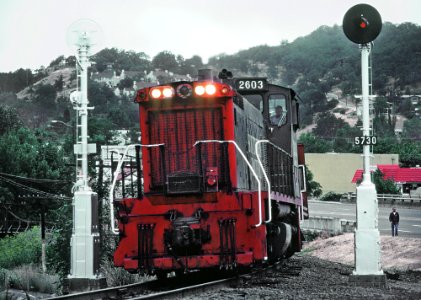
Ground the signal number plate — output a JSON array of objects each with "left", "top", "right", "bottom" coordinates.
[{"left": 354, "top": 136, "right": 377, "bottom": 145}]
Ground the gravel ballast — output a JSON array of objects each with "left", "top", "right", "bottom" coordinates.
[{"left": 184, "top": 254, "right": 421, "bottom": 299}]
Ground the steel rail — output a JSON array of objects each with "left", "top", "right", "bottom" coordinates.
[
  {"left": 47, "top": 279, "right": 159, "bottom": 300},
  {"left": 48, "top": 262, "right": 289, "bottom": 300}
]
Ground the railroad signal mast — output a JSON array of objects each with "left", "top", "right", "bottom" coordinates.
[
  {"left": 65, "top": 19, "right": 105, "bottom": 291},
  {"left": 343, "top": 4, "right": 386, "bottom": 286}
]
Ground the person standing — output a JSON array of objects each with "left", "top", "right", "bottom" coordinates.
[{"left": 389, "top": 207, "right": 400, "bottom": 237}]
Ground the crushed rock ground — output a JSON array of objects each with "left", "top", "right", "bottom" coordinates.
[
  {"left": 305, "top": 233, "right": 421, "bottom": 271},
  {"left": 185, "top": 234, "right": 421, "bottom": 299}
]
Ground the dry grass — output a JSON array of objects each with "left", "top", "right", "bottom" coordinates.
[
  {"left": 100, "top": 258, "right": 152, "bottom": 287},
  {"left": 0, "top": 264, "right": 58, "bottom": 294}
]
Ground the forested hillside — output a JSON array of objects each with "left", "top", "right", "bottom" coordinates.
[{"left": 0, "top": 22, "right": 420, "bottom": 164}]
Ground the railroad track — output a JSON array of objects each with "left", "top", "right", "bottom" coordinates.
[{"left": 49, "top": 261, "right": 302, "bottom": 300}]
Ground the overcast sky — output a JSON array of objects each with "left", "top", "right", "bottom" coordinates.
[{"left": 0, "top": 0, "right": 420, "bottom": 72}]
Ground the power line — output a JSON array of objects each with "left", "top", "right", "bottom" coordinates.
[
  {"left": 0, "top": 176, "right": 72, "bottom": 201},
  {"left": 0, "top": 172, "right": 70, "bottom": 184}
]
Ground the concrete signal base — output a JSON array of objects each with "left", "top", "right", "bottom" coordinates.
[
  {"left": 64, "top": 277, "right": 107, "bottom": 293},
  {"left": 349, "top": 274, "right": 388, "bottom": 288},
  {"left": 350, "top": 182, "right": 387, "bottom": 288}
]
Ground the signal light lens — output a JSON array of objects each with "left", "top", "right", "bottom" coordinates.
[
  {"left": 195, "top": 85, "right": 205, "bottom": 96},
  {"left": 162, "top": 87, "right": 174, "bottom": 98},
  {"left": 150, "top": 88, "right": 161, "bottom": 99},
  {"left": 205, "top": 84, "right": 216, "bottom": 95}
]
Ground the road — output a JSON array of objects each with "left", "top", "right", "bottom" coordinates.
[{"left": 308, "top": 200, "right": 421, "bottom": 238}]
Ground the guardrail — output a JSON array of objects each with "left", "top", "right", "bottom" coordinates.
[
  {"left": 341, "top": 193, "right": 421, "bottom": 206},
  {"left": 301, "top": 216, "right": 356, "bottom": 234}
]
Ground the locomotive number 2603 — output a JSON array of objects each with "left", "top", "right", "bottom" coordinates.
[{"left": 235, "top": 78, "right": 267, "bottom": 91}]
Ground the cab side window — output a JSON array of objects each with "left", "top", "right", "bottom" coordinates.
[{"left": 268, "top": 94, "right": 287, "bottom": 127}]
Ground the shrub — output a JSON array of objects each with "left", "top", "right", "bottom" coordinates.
[
  {"left": 8, "top": 264, "right": 59, "bottom": 293},
  {"left": 320, "top": 191, "right": 342, "bottom": 202},
  {"left": 100, "top": 257, "right": 149, "bottom": 287},
  {"left": 332, "top": 107, "right": 347, "bottom": 114},
  {"left": 0, "top": 227, "right": 41, "bottom": 269},
  {"left": 0, "top": 265, "right": 58, "bottom": 294}
]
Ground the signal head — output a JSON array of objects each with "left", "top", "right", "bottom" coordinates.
[{"left": 343, "top": 4, "right": 382, "bottom": 44}]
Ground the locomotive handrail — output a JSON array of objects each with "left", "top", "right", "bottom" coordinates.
[
  {"left": 255, "top": 140, "right": 272, "bottom": 224},
  {"left": 255, "top": 140, "right": 293, "bottom": 224},
  {"left": 193, "top": 140, "right": 264, "bottom": 228},
  {"left": 109, "top": 143, "right": 164, "bottom": 235}
]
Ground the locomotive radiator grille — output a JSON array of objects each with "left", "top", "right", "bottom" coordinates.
[
  {"left": 137, "top": 224, "right": 154, "bottom": 273},
  {"left": 148, "top": 108, "right": 228, "bottom": 193},
  {"left": 219, "top": 218, "right": 237, "bottom": 269}
]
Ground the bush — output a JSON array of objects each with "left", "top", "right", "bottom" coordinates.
[
  {"left": 100, "top": 257, "right": 149, "bottom": 287},
  {"left": 6, "top": 265, "right": 58, "bottom": 293},
  {"left": 325, "top": 99, "right": 339, "bottom": 110},
  {"left": 0, "top": 227, "right": 41, "bottom": 269},
  {"left": 320, "top": 192, "right": 342, "bottom": 202},
  {"left": 332, "top": 107, "right": 347, "bottom": 114}
]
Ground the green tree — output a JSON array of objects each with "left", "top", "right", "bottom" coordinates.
[
  {"left": 88, "top": 116, "right": 117, "bottom": 145},
  {"left": 118, "top": 77, "right": 134, "bottom": 89},
  {"left": 402, "top": 117, "right": 421, "bottom": 140},
  {"left": 54, "top": 74, "right": 64, "bottom": 91},
  {"left": 398, "top": 99, "right": 415, "bottom": 118},
  {"left": 313, "top": 112, "right": 347, "bottom": 138},
  {"left": 0, "top": 105, "right": 23, "bottom": 135},
  {"left": 152, "top": 51, "right": 178, "bottom": 72},
  {"left": 372, "top": 169, "right": 400, "bottom": 194},
  {"left": 34, "top": 84, "right": 57, "bottom": 108},
  {"left": 88, "top": 80, "right": 118, "bottom": 113},
  {"left": 305, "top": 166, "right": 322, "bottom": 197},
  {"left": 298, "top": 133, "right": 331, "bottom": 153},
  {"left": 49, "top": 55, "right": 65, "bottom": 68},
  {"left": 397, "top": 141, "right": 421, "bottom": 167},
  {"left": 333, "top": 125, "right": 361, "bottom": 153}
]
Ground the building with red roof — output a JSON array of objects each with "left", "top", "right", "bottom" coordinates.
[{"left": 352, "top": 164, "right": 421, "bottom": 195}]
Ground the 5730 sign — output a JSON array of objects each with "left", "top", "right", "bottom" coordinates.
[{"left": 354, "top": 136, "right": 377, "bottom": 145}]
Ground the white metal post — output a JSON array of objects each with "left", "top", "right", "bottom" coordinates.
[
  {"left": 67, "top": 30, "right": 104, "bottom": 290},
  {"left": 78, "top": 33, "right": 90, "bottom": 190},
  {"left": 353, "top": 43, "right": 383, "bottom": 276}
]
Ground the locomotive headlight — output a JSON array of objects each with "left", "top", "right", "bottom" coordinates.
[
  {"left": 176, "top": 84, "right": 193, "bottom": 98},
  {"left": 195, "top": 85, "right": 205, "bottom": 96},
  {"left": 205, "top": 84, "right": 216, "bottom": 95},
  {"left": 150, "top": 88, "right": 162, "bottom": 99},
  {"left": 162, "top": 87, "right": 174, "bottom": 98}
]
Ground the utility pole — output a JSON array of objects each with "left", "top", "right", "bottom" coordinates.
[
  {"left": 343, "top": 4, "right": 386, "bottom": 287},
  {"left": 65, "top": 19, "right": 105, "bottom": 292}
]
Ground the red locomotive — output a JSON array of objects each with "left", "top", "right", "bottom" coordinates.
[{"left": 110, "top": 69, "right": 308, "bottom": 278}]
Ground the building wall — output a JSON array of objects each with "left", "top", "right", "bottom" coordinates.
[{"left": 305, "top": 153, "right": 399, "bottom": 194}]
